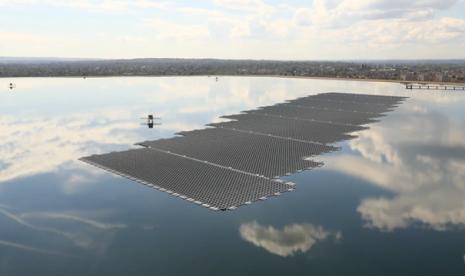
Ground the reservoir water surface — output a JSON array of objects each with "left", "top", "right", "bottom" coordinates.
[{"left": 1, "top": 76, "right": 465, "bottom": 276}]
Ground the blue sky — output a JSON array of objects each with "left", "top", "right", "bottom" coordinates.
[{"left": 1, "top": 0, "right": 465, "bottom": 59}]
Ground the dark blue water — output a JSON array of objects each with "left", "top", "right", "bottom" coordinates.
[{"left": 1, "top": 76, "right": 465, "bottom": 275}]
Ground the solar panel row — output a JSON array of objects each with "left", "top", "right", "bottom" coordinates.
[
  {"left": 138, "top": 128, "right": 335, "bottom": 178},
  {"left": 81, "top": 149, "right": 294, "bottom": 210},
  {"left": 210, "top": 113, "right": 366, "bottom": 144}
]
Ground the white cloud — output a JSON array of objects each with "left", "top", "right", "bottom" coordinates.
[
  {"left": 0, "top": 0, "right": 169, "bottom": 13},
  {"left": 239, "top": 221, "right": 341, "bottom": 257},
  {"left": 144, "top": 18, "right": 210, "bottom": 41},
  {"left": 294, "top": 8, "right": 313, "bottom": 26},
  {"left": 343, "top": 17, "right": 465, "bottom": 45},
  {"left": 298, "top": 0, "right": 460, "bottom": 27},
  {"left": 133, "top": 0, "right": 465, "bottom": 58},
  {"left": 1, "top": 0, "right": 464, "bottom": 58},
  {"left": 213, "top": 0, "right": 275, "bottom": 15}
]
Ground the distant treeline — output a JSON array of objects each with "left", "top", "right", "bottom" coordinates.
[{"left": 1, "top": 58, "right": 464, "bottom": 83}]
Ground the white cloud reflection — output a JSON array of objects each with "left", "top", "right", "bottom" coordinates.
[
  {"left": 20, "top": 212, "right": 127, "bottom": 230},
  {"left": 0, "top": 239, "right": 69, "bottom": 257},
  {"left": 239, "top": 221, "right": 341, "bottom": 257},
  {"left": 0, "top": 205, "right": 127, "bottom": 253},
  {"left": 324, "top": 100, "right": 465, "bottom": 231},
  {"left": 0, "top": 111, "right": 140, "bottom": 184}
]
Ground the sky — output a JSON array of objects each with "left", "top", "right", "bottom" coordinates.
[{"left": 1, "top": 0, "right": 465, "bottom": 60}]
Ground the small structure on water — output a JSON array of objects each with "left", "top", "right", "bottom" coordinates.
[
  {"left": 141, "top": 114, "right": 161, "bottom": 129},
  {"left": 9, "top": 83, "right": 16, "bottom": 90}
]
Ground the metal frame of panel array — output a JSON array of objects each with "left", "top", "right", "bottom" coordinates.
[{"left": 80, "top": 92, "right": 407, "bottom": 211}]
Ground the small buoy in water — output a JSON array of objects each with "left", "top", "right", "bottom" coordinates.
[{"left": 9, "top": 83, "right": 16, "bottom": 90}]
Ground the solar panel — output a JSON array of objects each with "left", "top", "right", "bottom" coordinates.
[
  {"left": 244, "top": 105, "right": 384, "bottom": 125},
  {"left": 138, "top": 128, "right": 334, "bottom": 178},
  {"left": 283, "top": 99, "right": 396, "bottom": 114},
  {"left": 209, "top": 113, "right": 366, "bottom": 144},
  {"left": 80, "top": 92, "right": 407, "bottom": 211},
  {"left": 81, "top": 149, "right": 294, "bottom": 211},
  {"left": 306, "top": 92, "right": 407, "bottom": 104}
]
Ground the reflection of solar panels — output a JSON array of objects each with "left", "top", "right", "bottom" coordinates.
[{"left": 80, "top": 92, "right": 407, "bottom": 211}]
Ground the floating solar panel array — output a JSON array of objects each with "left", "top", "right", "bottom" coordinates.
[{"left": 80, "top": 92, "right": 407, "bottom": 211}]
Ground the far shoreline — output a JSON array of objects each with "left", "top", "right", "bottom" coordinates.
[{"left": 2, "top": 74, "right": 465, "bottom": 86}]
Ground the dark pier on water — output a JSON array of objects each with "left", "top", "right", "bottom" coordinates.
[{"left": 405, "top": 83, "right": 465, "bottom": 91}]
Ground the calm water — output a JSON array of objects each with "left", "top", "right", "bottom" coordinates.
[{"left": 1, "top": 76, "right": 465, "bottom": 276}]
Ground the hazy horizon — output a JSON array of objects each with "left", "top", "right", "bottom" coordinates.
[{"left": 2, "top": 56, "right": 465, "bottom": 63}]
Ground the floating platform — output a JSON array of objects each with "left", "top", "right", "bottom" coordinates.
[
  {"left": 308, "top": 92, "right": 407, "bottom": 104},
  {"left": 81, "top": 149, "right": 294, "bottom": 210},
  {"left": 80, "top": 92, "right": 407, "bottom": 211},
  {"left": 285, "top": 98, "right": 398, "bottom": 114},
  {"left": 211, "top": 113, "right": 366, "bottom": 144},
  {"left": 244, "top": 104, "right": 383, "bottom": 126},
  {"left": 138, "top": 127, "right": 334, "bottom": 178}
]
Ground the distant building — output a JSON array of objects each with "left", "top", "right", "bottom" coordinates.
[
  {"left": 434, "top": 72, "right": 444, "bottom": 82},
  {"left": 401, "top": 72, "right": 416, "bottom": 81}
]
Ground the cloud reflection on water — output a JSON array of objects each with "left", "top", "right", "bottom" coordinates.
[
  {"left": 3, "top": 77, "right": 465, "bottom": 232},
  {"left": 0, "top": 111, "right": 141, "bottom": 184},
  {"left": 0, "top": 239, "right": 70, "bottom": 257},
  {"left": 0, "top": 205, "right": 127, "bottom": 255},
  {"left": 239, "top": 221, "right": 341, "bottom": 257},
  {"left": 324, "top": 101, "right": 465, "bottom": 231}
]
